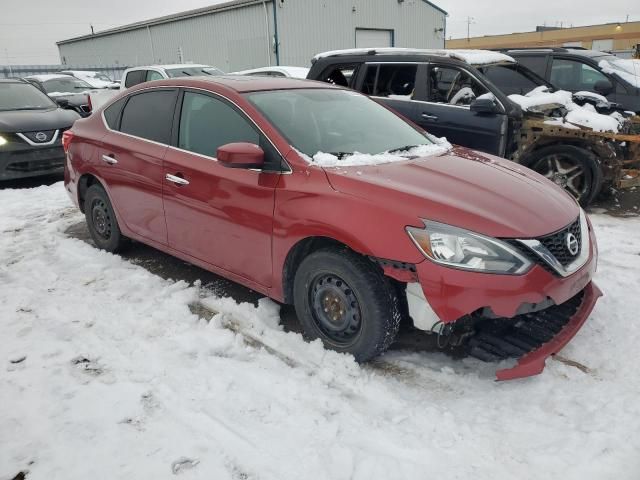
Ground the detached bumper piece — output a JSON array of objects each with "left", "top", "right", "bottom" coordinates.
[{"left": 467, "top": 282, "right": 602, "bottom": 381}]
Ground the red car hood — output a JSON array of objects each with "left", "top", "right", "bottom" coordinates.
[{"left": 322, "top": 147, "right": 579, "bottom": 239}]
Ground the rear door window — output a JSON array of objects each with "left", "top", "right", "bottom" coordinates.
[
  {"left": 119, "top": 89, "right": 178, "bottom": 143},
  {"left": 361, "top": 64, "right": 418, "bottom": 99},
  {"left": 124, "top": 70, "right": 147, "bottom": 88}
]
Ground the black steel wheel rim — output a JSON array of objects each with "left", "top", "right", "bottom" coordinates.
[
  {"left": 91, "top": 199, "right": 112, "bottom": 240},
  {"left": 310, "top": 273, "right": 362, "bottom": 345},
  {"left": 532, "top": 154, "right": 587, "bottom": 201}
]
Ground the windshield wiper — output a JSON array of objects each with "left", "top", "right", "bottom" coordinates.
[
  {"left": 6, "top": 106, "right": 48, "bottom": 111},
  {"left": 326, "top": 152, "right": 353, "bottom": 159},
  {"left": 200, "top": 69, "right": 212, "bottom": 76},
  {"left": 387, "top": 144, "right": 425, "bottom": 154},
  {"left": 181, "top": 71, "right": 192, "bottom": 76}
]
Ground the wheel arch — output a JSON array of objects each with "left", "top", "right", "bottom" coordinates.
[
  {"left": 281, "top": 236, "right": 357, "bottom": 305},
  {"left": 77, "top": 173, "right": 106, "bottom": 213}
]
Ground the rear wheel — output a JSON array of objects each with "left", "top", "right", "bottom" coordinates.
[
  {"left": 84, "top": 184, "right": 126, "bottom": 252},
  {"left": 293, "top": 248, "right": 401, "bottom": 362},
  {"left": 522, "top": 145, "right": 602, "bottom": 206}
]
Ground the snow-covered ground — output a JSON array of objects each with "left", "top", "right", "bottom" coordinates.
[{"left": 1, "top": 183, "right": 640, "bottom": 480}]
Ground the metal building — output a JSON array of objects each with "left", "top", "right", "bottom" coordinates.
[{"left": 57, "top": 0, "right": 447, "bottom": 73}]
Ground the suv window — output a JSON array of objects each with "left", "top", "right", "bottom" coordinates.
[
  {"left": 124, "top": 70, "right": 147, "bottom": 88},
  {"left": 146, "top": 70, "right": 164, "bottom": 81},
  {"left": 119, "top": 90, "right": 177, "bottom": 143},
  {"left": 514, "top": 56, "right": 549, "bottom": 77},
  {"left": 550, "top": 58, "right": 609, "bottom": 91},
  {"left": 480, "top": 65, "right": 540, "bottom": 95},
  {"left": 427, "top": 65, "right": 488, "bottom": 106},
  {"left": 361, "top": 64, "right": 417, "bottom": 98},
  {"left": 178, "top": 91, "right": 282, "bottom": 170},
  {"left": 318, "top": 64, "right": 358, "bottom": 87},
  {"left": 103, "top": 97, "right": 127, "bottom": 129}
]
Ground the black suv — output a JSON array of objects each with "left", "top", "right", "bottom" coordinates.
[
  {"left": 0, "top": 79, "right": 79, "bottom": 181},
  {"left": 307, "top": 48, "right": 640, "bottom": 205},
  {"left": 505, "top": 48, "right": 640, "bottom": 114}
]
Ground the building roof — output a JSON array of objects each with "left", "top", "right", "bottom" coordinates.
[
  {"left": 58, "top": 0, "right": 448, "bottom": 45},
  {"left": 57, "top": 0, "right": 271, "bottom": 45}
]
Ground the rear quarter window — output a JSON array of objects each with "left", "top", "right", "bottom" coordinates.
[{"left": 103, "top": 97, "right": 127, "bottom": 129}]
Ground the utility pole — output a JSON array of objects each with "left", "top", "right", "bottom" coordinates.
[
  {"left": 5, "top": 49, "right": 12, "bottom": 76},
  {"left": 467, "top": 17, "right": 475, "bottom": 41}
]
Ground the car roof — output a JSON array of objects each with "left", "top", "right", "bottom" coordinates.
[
  {"left": 127, "top": 64, "right": 211, "bottom": 71},
  {"left": 24, "top": 74, "right": 74, "bottom": 81},
  {"left": 231, "top": 66, "right": 310, "bottom": 78},
  {"left": 0, "top": 78, "right": 29, "bottom": 84},
  {"left": 135, "top": 75, "right": 336, "bottom": 93},
  {"left": 505, "top": 48, "right": 612, "bottom": 59},
  {"left": 312, "top": 48, "right": 515, "bottom": 66}
]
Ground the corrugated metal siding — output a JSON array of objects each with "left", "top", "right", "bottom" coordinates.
[
  {"left": 276, "top": 0, "right": 446, "bottom": 67},
  {"left": 58, "top": 0, "right": 445, "bottom": 71},
  {"left": 58, "top": 2, "right": 276, "bottom": 72}
]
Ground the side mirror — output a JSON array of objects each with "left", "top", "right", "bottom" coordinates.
[
  {"left": 217, "top": 142, "right": 265, "bottom": 169},
  {"left": 470, "top": 98, "right": 500, "bottom": 115},
  {"left": 594, "top": 79, "right": 614, "bottom": 96},
  {"left": 56, "top": 98, "right": 70, "bottom": 108}
]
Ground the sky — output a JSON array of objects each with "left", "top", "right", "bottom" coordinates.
[{"left": 1, "top": 0, "right": 636, "bottom": 65}]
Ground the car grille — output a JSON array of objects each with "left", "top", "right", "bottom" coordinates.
[
  {"left": 505, "top": 216, "right": 582, "bottom": 276},
  {"left": 4, "top": 147, "right": 65, "bottom": 172},
  {"left": 538, "top": 217, "right": 581, "bottom": 267},
  {"left": 21, "top": 129, "right": 57, "bottom": 144}
]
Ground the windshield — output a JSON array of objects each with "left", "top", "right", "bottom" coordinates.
[
  {"left": 89, "top": 72, "right": 114, "bottom": 82},
  {"left": 165, "top": 67, "right": 216, "bottom": 78},
  {"left": 246, "top": 88, "right": 430, "bottom": 157},
  {"left": 0, "top": 82, "right": 57, "bottom": 111},
  {"left": 42, "top": 77, "right": 93, "bottom": 94}
]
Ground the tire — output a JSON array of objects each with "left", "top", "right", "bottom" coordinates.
[
  {"left": 522, "top": 145, "right": 603, "bottom": 207},
  {"left": 293, "top": 247, "right": 401, "bottom": 362},
  {"left": 84, "top": 184, "right": 126, "bottom": 253}
]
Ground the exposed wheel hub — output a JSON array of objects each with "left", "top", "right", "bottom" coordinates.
[
  {"left": 310, "top": 274, "right": 361, "bottom": 344},
  {"left": 91, "top": 199, "right": 112, "bottom": 239}
]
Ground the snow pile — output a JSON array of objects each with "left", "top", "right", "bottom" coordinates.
[
  {"left": 600, "top": 59, "right": 640, "bottom": 88},
  {"left": 310, "top": 142, "right": 451, "bottom": 167},
  {"left": 509, "top": 86, "right": 622, "bottom": 132},
  {"left": 2, "top": 183, "right": 640, "bottom": 479},
  {"left": 313, "top": 48, "right": 514, "bottom": 66}
]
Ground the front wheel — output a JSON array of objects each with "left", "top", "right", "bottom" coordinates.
[
  {"left": 522, "top": 145, "right": 603, "bottom": 206},
  {"left": 293, "top": 248, "right": 401, "bottom": 362}
]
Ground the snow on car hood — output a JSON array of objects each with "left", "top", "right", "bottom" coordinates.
[
  {"left": 323, "top": 146, "right": 578, "bottom": 239},
  {"left": 307, "top": 141, "right": 451, "bottom": 167},
  {"left": 509, "top": 86, "right": 623, "bottom": 132},
  {"left": 599, "top": 58, "right": 640, "bottom": 88}
]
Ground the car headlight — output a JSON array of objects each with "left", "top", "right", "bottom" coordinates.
[
  {"left": 406, "top": 220, "right": 532, "bottom": 274},
  {"left": 0, "top": 135, "right": 7, "bottom": 147}
]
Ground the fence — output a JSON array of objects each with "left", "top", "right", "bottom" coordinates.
[{"left": 0, "top": 64, "right": 128, "bottom": 81}]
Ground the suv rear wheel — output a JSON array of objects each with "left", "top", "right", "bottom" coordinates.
[
  {"left": 293, "top": 248, "right": 401, "bottom": 362},
  {"left": 522, "top": 145, "right": 602, "bottom": 206}
]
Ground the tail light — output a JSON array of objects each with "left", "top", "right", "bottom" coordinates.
[{"left": 62, "top": 130, "right": 75, "bottom": 153}]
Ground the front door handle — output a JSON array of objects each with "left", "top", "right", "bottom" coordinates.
[
  {"left": 421, "top": 113, "right": 439, "bottom": 121},
  {"left": 101, "top": 154, "right": 117, "bottom": 165},
  {"left": 165, "top": 173, "right": 189, "bottom": 186}
]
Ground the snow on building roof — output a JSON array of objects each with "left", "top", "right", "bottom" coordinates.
[{"left": 312, "top": 48, "right": 515, "bottom": 66}]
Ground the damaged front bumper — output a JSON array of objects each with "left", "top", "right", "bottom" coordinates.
[{"left": 405, "top": 222, "right": 600, "bottom": 380}]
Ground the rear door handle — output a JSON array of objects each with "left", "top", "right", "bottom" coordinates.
[
  {"left": 421, "top": 113, "right": 439, "bottom": 121},
  {"left": 165, "top": 173, "right": 189, "bottom": 186},
  {"left": 101, "top": 154, "right": 117, "bottom": 165}
]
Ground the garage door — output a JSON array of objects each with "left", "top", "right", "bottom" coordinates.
[
  {"left": 355, "top": 29, "right": 393, "bottom": 48},
  {"left": 591, "top": 39, "right": 614, "bottom": 52}
]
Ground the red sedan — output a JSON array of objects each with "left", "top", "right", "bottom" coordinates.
[{"left": 63, "top": 76, "right": 601, "bottom": 380}]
